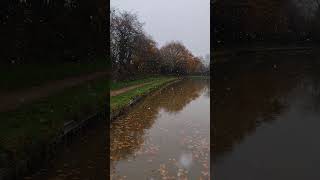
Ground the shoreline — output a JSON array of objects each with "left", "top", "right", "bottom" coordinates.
[{"left": 110, "top": 78, "right": 182, "bottom": 122}]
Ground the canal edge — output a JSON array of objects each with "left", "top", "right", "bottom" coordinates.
[{"left": 110, "top": 78, "right": 182, "bottom": 122}]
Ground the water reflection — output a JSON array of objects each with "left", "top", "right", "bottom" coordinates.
[
  {"left": 110, "top": 79, "right": 210, "bottom": 179},
  {"left": 213, "top": 53, "right": 320, "bottom": 179},
  {"left": 213, "top": 66, "right": 296, "bottom": 157}
]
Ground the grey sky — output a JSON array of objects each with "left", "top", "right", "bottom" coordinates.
[{"left": 110, "top": 0, "right": 210, "bottom": 57}]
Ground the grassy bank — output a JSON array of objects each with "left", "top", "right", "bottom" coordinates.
[
  {"left": 0, "top": 76, "right": 108, "bottom": 162},
  {"left": 110, "top": 76, "right": 165, "bottom": 90},
  {"left": 0, "top": 60, "right": 108, "bottom": 92},
  {"left": 110, "top": 76, "right": 177, "bottom": 113}
]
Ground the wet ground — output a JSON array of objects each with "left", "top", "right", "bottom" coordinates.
[
  {"left": 213, "top": 52, "right": 320, "bottom": 179},
  {"left": 110, "top": 79, "right": 210, "bottom": 179}
]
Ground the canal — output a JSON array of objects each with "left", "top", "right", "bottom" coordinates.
[
  {"left": 213, "top": 52, "right": 320, "bottom": 179},
  {"left": 24, "top": 78, "right": 209, "bottom": 180},
  {"left": 110, "top": 79, "right": 210, "bottom": 179}
]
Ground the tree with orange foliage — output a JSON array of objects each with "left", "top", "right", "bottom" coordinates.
[
  {"left": 111, "top": 8, "right": 207, "bottom": 80},
  {"left": 159, "top": 41, "right": 205, "bottom": 75}
]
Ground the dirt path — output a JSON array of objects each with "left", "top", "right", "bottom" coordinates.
[
  {"left": 0, "top": 71, "right": 108, "bottom": 113},
  {"left": 110, "top": 82, "right": 150, "bottom": 97}
]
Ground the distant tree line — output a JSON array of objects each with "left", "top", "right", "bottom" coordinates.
[
  {"left": 110, "top": 8, "right": 208, "bottom": 81},
  {"left": 0, "top": 0, "right": 107, "bottom": 64},
  {"left": 213, "top": 0, "right": 320, "bottom": 46}
]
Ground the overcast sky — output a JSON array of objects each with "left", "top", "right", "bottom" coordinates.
[{"left": 110, "top": 0, "right": 210, "bottom": 58}]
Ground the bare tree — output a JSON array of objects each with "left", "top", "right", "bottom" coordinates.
[
  {"left": 110, "top": 8, "right": 206, "bottom": 80},
  {"left": 159, "top": 41, "right": 191, "bottom": 74},
  {"left": 132, "top": 33, "right": 160, "bottom": 74},
  {"left": 110, "top": 8, "right": 144, "bottom": 80},
  {"left": 159, "top": 41, "right": 205, "bottom": 75}
]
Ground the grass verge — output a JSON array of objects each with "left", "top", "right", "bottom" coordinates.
[
  {"left": 110, "top": 76, "right": 164, "bottom": 90},
  {"left": 110, "top": 76, "right": 177, "bottom": 113}
]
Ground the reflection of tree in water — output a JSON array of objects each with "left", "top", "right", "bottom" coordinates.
[
  {"left": 110, "top": 79, "right": 209, "bottom": 164},
  {"left": 213, "top": 61, "right": 306, "bottom": 159},
  {"left": 157, "top": 80, "right": 207, "bottom": 113},
  {"left": 205, "top": 79, "right": 210, "bottom": 98}
]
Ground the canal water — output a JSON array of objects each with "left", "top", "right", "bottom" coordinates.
[
  {"left": 110, "top": 79, "right": 210, "bottom": 179},
  {"left": 213, "top": 52, "right": 320, "bottom": 179}
]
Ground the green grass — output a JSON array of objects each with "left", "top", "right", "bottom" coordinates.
[
  {"left": 110, "top": 76, "right": 164, "bottom": 90},
  {"left": 0, "top": 60, "right": 108, "bottom": 92},
  {"left": 0, "top": 76, "right": 109, "bottom": 158},
  {"left": 110, "top": 77, "right": 177, "bottom": 112}
]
